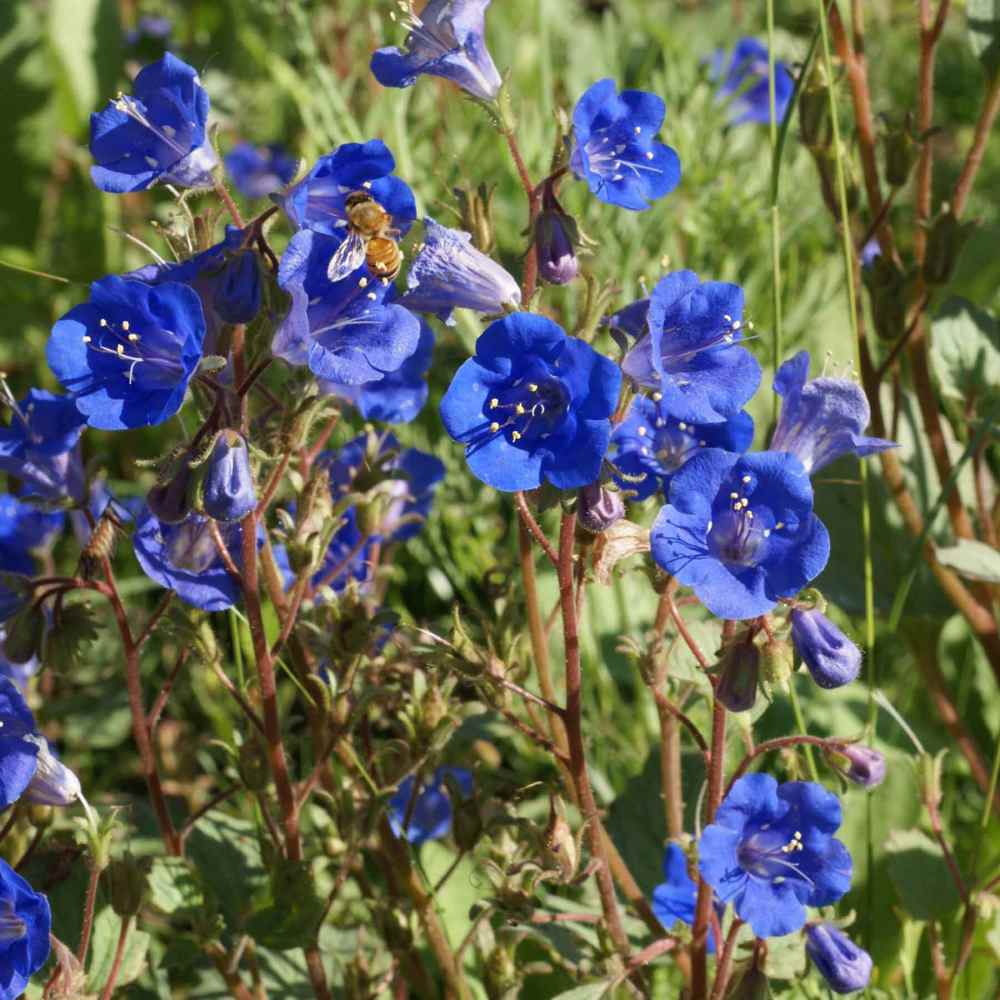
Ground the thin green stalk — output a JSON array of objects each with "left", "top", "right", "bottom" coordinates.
[
  {"left": 788, "top": 677, "right": 820, "bottom": 782},
  {"left": 766, "top": 0, "right": 782, "bottom": 423}
]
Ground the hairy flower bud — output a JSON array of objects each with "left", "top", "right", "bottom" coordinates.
[
  {"left": 923, "top": 206, "right": 976, "bottom": 286},
  {"left": 862, "top": 255, "right": 907, "bottom": 341},
  {"left": 577, "top": 483, "right": 625, "bottom": 533},
  {"left": 798, "top": 62, "right": 831, "bottom": 150},
  {"left": 238, "top": 735, "right": 271, "bottom": 792},
  {"left": 201, "top": 431, "right": 256, "bottom": 522},
  {"left": 535, "top": 208, "right": 579, "bottom": 286},
  {"left": 106, "top": 857, "right": 149, "bottom": 917},
  {"left": 790, "top": 608, "right": 861, "bottom": 689},
  {"left": 827, "top": 743, "right": 886, "bottom": 789},
  {"left": 806, "top": 923, "right": 873, "bottom": 994},
  {"left": 759, "top": 637, "right": 794, "bottom": 687},
  {"left": 716, "top": 638, "right": 760, "bottom": 713}
]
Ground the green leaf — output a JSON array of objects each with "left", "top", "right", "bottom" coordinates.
[
  {"left": 246, "top": 860, "right": 326, "bottom": 951},
  {"left": 764, "top": 930, "right": 807, "bottom": 981},
  {"left": 968, "top": 0, "right": 1000, "bottom": 75},
  {"left": 935, "top": 539, "right": 1000, "bottom": 583},
  {"left": 548, "top": 983, "right": 613, "bottom": 1000},
  {"left": 884, "top": 829, "right": 962, "bottom": 921},
  {"left": 930, "top": 297, "right": 1000, "bottom": 406},
  {"left": 85, "top": 906, "right": 152, "bottom": 992},
  {"left": 148, "top": 856, "right": 207, "bottom": 918}
]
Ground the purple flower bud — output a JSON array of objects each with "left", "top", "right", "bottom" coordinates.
[
  {"left": 828, "top": 743, "right": 886, "bottom": 789},
  {"left": 790, "top": 608, "right": 862, "bottom": 689},
  {"left": 23, "top": 739, "right": 81, "bottom": 807},
  {"left": 577, "top": 483, "right": 625, "bottom": 533},
  {"left": 147, "top": 463, "right": 194, "bottom": 525},
  {"left": 535, "top": 208, "right": 578, "bottom": 285},
  {"left": 202, "top": 432, "right": 256, "bottom": 522},
  {"left": 716, "top": 639, "right": 760, "bottom": 713},
  {"left": 806, "top": 923, "right": 872, "bottom": 994}
]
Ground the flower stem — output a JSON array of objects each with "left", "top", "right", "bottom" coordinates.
[
  {"left": 708, "top": 919, "right": 745, "bottom": 1000},
  {"left": 98, "top": 916, "right": 131, "bottom": 1000},
  {"left": 76, "top": 859, "right": 102, "bottom": 965}
]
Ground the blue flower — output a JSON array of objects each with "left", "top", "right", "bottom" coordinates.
[
  {"left": 612, "top": 395, "right": 754, "bottom": 501},
  {"left": 47, "top": 275, "right": 206, "bottom": 431},
  {"left": 806, "top": 923, "right": 873, "bottom": 994},
  {"left": 650, "top": 449, "right": 830, "bottom": 620},
  {"left": 0, "top": 495, "right": 64, "bottom": 554},
  {"left": 711, "top": 38, "right": 794, "bottom": 126},
  {"left": 0, "top": 390, "right": 86, "bottom": 501},
  {"left": 371, "top": 0, "right": 502, "bottom": 102},
  {"left": 224, "top": 142, "right": 298, "bottom": 199},
  {"left": 651, "top": 844, "right": 718, "bottom": 953},
  {"left": 202, "top": 432, "right": 257, "bottom": 522},
  {"left": 790, "top": 608, "right": 862, "bottom": 689},
  {"left": 320, "top": 318, "right": 434, "bottom": 424},
  {"left": 388, "top": 766, "right": 474, "bottom": 845},
  {"left": 860, "top": 238, "right": 881, "bottom": 268},
  {"left": 770, "top": 352, "right": 895, "bottom": 474},
  {"left": 272, "top": 231, "right": 421, "bottom": 385},
  {"left": 440, "top": 313, "right": 621, "bottom": 492},
  {"left": 133, "top": 508, "right": 245, "bottom": 610},
  {"left": 124, "top": 15, "right": 172, "bottom": 46},
  {"left": 90, "top": 52, "right": 217, "bottom": 193},
  {"left": 698, "top": 774, "right": 852, "bottom": 938},
  {"left": 569, "top": 79, "right": 681, "bottom": 211},
  {"left": 0, "top": 858, "right": 51, "bottom": 1000},
  {"left": 621, "top": 271, "right": 761, "bottom": 423},
  {"left": 400, "top": 218, "right": 521, "bottom": 324}
]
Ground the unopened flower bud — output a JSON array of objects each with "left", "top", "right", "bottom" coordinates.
[
  {"left": 577, "top": 483, "right": 625, "bottom": 533},
  {"left": 716, "top": 638, "right": 760, "bottom": 713},
  {"left": 790, "top": 608, "right": 861, "bottom": 689},
  {"left": 24, "top": 738, "right": 81, "bottom": 806},
  {"left": 759, "top": 637, "right": 794, "bottom": 687},
  {"left": 450, "top": 786, "right": 483, "bottom": 852},
  {"left": 883, "top": 114, "right": 919, "bottom": 188},
  {"left": 862, "top": 255, "right": 906, "bottom": 341},
  {"left": 202, "top": 431, "right": 256, "bottom": 522},
  {"left": 106, "top": 856, "right": 149, "bottom": 917},
  {"left": 536, "top": 209, "right": 579, "bottom": 285},
  {"left": 806, "top": 923, "right": 873, "bottom": 994},
  {"left": 827, "top": 743, "right": 886, "bottom": 788},
  {"left": 799, "top": 62, "right": 831, "bottom": 150},
  {"left": 541, "top": 796, "right": 578, "bottom": 882},
  {"left": 238, "top": 735, "right": 271, "bottom": 792},
  {"left": 923, "top": 206, "right": 976, "bottom": 286},
  {"left": 147, "top": 453, "right": 195, "bottom": 524}
]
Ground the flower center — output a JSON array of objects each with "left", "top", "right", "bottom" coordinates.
[
  {"left": 82, "top": 317, "right": 187, "bottom": 389},
  {"left": 584, "top": 126, "right": 661, "bottom": 183},
  {"left": 737, "top": 827, "right": 813, "bottom": 887},
  {"left": 637, "top": 416, "right": 708, "bottom": 472},
  {"left": 660, "top": 314, "right": 749, "bottom": 381},
  {"left": 166, "top": 520, "right": 225, "bottom": 574},
  {"left": 707, "top": 472, "right": 780, "bottom": 568},
  {"left": 484, "top": 376, "right": 568, "bottom": 446},
  {"left": 113, "top": 93, "right": 191, "bottom": 163}
]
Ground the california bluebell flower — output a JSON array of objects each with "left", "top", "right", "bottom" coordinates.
[
  {"left": 711, "top": 38, "right": 794, "bottom": 126},
  {"left": 202, "top": 432, "right": 257, "bottom": 522},
  {"left": 535, "top": 186, "right": 580, "bottom": 285},
  {"left": 621, "top": 271, "right": 761, "bottom": 423},
  {"left": 827, "top": 744, "right": 886, "bottom": 789},
  {"left": 400, "top": 218, "right": 521, "bottom": 323},
  {"left": 770, "top": 352, "right": 895, "bottom": 474},
  {"left": 133, "top": 508, "right": 245, "bottom": 611},
  {"left": 790, "top": 608, "right": 862, "bottom": 689},
  {"left": 651, "top": 843, "right": 718, "bottom": 952},
  {"left": 0, "top": 390, "right": 86, "bottom": 501},
  {"left": 440, "top": 313, "right": 621, "bottom": 492},
  {"left": 320, "top": 318, "right": 434, "bottom": 424},
  {"left": 860, "top": 237, "right": 881, "bottom": 268},
  {"left": 388, "top": 766, "right": 474, "bottom": 845},
  {"left": 698, "top": 774, "right": 852, "bottom": 938},
  {"left": 47, "top": 275, "right": 206, "bottom": 431},
  {"left": 0, "top": 858, "right": 51, "bottom": 1000},
  {"left": 569, "top": 79, "right": 681, "bottom": 211},
  {"left": 650, "top": 450, "right": 830, "bottom": 620},
  {"left": 225, "top": 142, "right": 298, "bottom": 199},
  {"left": 805, "top": 923, "right": 873, "bottom": 994},
  {"left": 90, "top": 52, "right": 217, "bottom": 193},
  {"left": 371, "top": 0, "right": 502, "bottom": 102},
  {"left": 272, "top": 231, "right": 421, "bottom": 385},
  {"left": 613, "top": 395, "right": 754, "bottom": 501}
]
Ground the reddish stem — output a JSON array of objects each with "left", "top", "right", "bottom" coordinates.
[{"left": 98, "top": 916, "right": 131, "bottom": 1000}]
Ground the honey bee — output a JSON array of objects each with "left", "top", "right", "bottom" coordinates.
[{"left": 326, "top": 190, "right": 403, "bottom": 283}]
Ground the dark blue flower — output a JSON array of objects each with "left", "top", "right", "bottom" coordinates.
[
  {"left": 388, "top": 766, "right": 474, "bottom": 845},
  {"left": 124, "top": 15, "right": 172, "bottom": 46},
  {"left": 202, "top": 432, "right": 257, "bottom": 522},
  {"left": 440, "top": 313, "right": 621, "bottom": 492},
  {"left": 770, "top": 352, "right": 895, "bottom": 474},
  {"left": 612, "top": 395, "right": 754, "bottom": 501},
  {"left": 621, "top": 271, "right": 761, "bottom": 423},
  {"left": 0, "top": 390, "right": 86, "bottom": 501},
  {"left": 650, "top": 449, "right": 830, "bottom": 620},
  {"left": 0, "top": 858, "right": 50, "bottom": 1000},
  {"left": 133, "top": 508, "right": 245, "bottom": 611},
  {"left": 651, "top": 844, "right": 718, "bottom": 953},
  {"left": 790, "top": 608, "right": 862, "bottom": 689},
  {"left": 371, "top": 0, "right": 502, "bottom": 102},
  {"left": 90, "top": 52, "right": 217, "bottom": 193},
  {"left": 320, "top": 318, "right": 434, "bottom": 424},
  {"left": 224, "top": 142, "right": 298, "bottom": 199},
  {"left": 272, "top": 230, "right": 421, "bottom": 385},
  {"left": 400, "top": 218, "right": 520, "bottom": 324},
  {"left": 0, "top": 495, "right": 63, "bottom": 554},
  {"left": 47, "top": 275, "right": 206, "bottom": 431},
  {"left": 806, "top": 923, "right": 872, "bottom": 994},
  {"left": 711, "top": 38, "right": 794, "bottom": 126},
  {"left": 569, "top": 79, "right": 681, "bottom": 211},
  {"left": 860, "top": 238, "right": 881, "bottom": 268},
  {"left": 699, "top": 774, "right": 852, "bottom": 938}
]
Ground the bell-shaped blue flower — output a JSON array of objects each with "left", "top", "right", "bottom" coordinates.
[
  {"left": 225, "top": 142, "right": 298, "bottom": 199},
  {"left": 569, "top": 79, "right": 681, "bottom": 211},
  {"left": 273, "top": 231, "right": 421, "bottom": 385},
  {"left": 440, "top": 313, "right": 621, "bottom": 492},
  {"left": 202, "top": 431, "right": 257, "bottom": 522},
  {"left": 371, "top": 0, "right": 502, "bottom": 102},
  {"left": 90, "top": 52, "right": 217, "bottom": 193},
  {"left": 711, "top": 38, "right": 794, "bottom": 126},
  {"left": 613, "top": 395, "right": 754, "bottom": 501},
  {"left": 651, "top": 843, "right": 718, "bottom": 952},
  {"left": 47, "top": 275, "right": 206, "bottom": 431},
  {"left": 321, "top": 318, "right": 434, "bottom": 424},
  {"left": 790, "top": 608, "right": 862, "bottom": 689},
  {"left": 388, "top": 766, "right": 474, "bottom": 845},
  {"left": 0, "top": 677, "right": 42, "bottom": 810},
  {"left": 0, "top": 858, "right": 51, "bottom": 1000},
  {"left": 650, "top": 449, "right": 830, "bottom": 620},
  {"left": 400, "top": 218, "right": 521, "bottom": 324},
  {"left": 621, "top": 271, "right": 761, "bottom": 423},
  {"left": 770, "top": 351, "right": 895, "bottom": 474},
  {"left": 699, "top": 774, "right": 852, "bottom": 938},
  {"left": 806, "top": 923, "right": 873, "bottom": 994}
]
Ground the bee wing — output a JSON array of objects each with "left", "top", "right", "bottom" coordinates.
[{"left": 326, "top": 231, "right": 368, "bottom": 283}]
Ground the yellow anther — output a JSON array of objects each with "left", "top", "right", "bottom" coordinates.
[
  {"left": 511, "top": 430, "right": 522, "bottom": 442},
  {"left": 489, "top": 398, "right": 499, "bottom": 409},
  {"left": 528, "top": 382, "right": 539, "bottom": 392},
  {"left": 637, "top": 426, "right": 647, "bottom": 436},
  {"left": 652, "top": 391, "right": 663, "bottom": 402},
  {"left": 359, "top": 276, "right": 369, "bottom": 287},
  {"left": 82, "top": 335, "right": 92, "bottom": 343},
  {"left": 741, "top": 474, "right": 752, "bottom": 484},
  {"left": 121, "top": 320, "right": 130, "bottom": 331},
  {"left": 128, "top": 333, "right": 139, "bottom": 342},
  {"left": 99, "top": 318, "right": 108, "bottom": 327},
  {"left": 515, "top": 403, "right": 526, "bottom": 415},
  {"left": 646, "top": 151, "right": 654, "bottom": 160},
  {"left": 489, "top": 421, "right": 500, "bottom": 433}
]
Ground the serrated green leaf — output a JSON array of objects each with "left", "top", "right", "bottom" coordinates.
[
  {"left": 935, "top": 539, "right": 1000, "bottom": 584},
  {"left": 885, "top": 829, "right": 962, "bottom": 921},
  {"left": 930, "top": 298, "right": 1000, "bottom": 405},
  {"left": 969, "top": 0, "right": 1000, "bottom": 75},
  {"left": 148, "top": 856, "right": 207, "bottom": 917}
]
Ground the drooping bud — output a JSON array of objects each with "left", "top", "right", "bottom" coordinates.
[
  {"left": 862, "top": 254, "right": 907, "bottom": 341},
  {"left": 23, "top": 738, "right": 81, "bottom": 807},
  {"left": 882, "top": 113, "right": 919, "bottom": 188},
  {"left": 577, "top": 483, "right": 625, "bottom": 534},
  {"left": 716, "top": 637, "right": 760, "bottom": 713},
  {"left": 827, "top": 743, "right": 886, "bottom": 789},
  {"left": 790, "top": 608, "right": 862, "bottom": 689},
  {"left": 805, "top": 923, "right": 873, "bottom": 994},
  {"left": 535, "top": 178, "right": 581, "bottom": 286},
  {"left": 106, "top": 856, "right": 150, "bottom": 917},
  {"left": 201, "top": 431, "right": 257, "bottom": 522},
  {"left": 923, "top": 205, "right": 976, "bottom": 286},
  {"left": 147, "top": 450, "right": 195, "bottom": 525}
]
